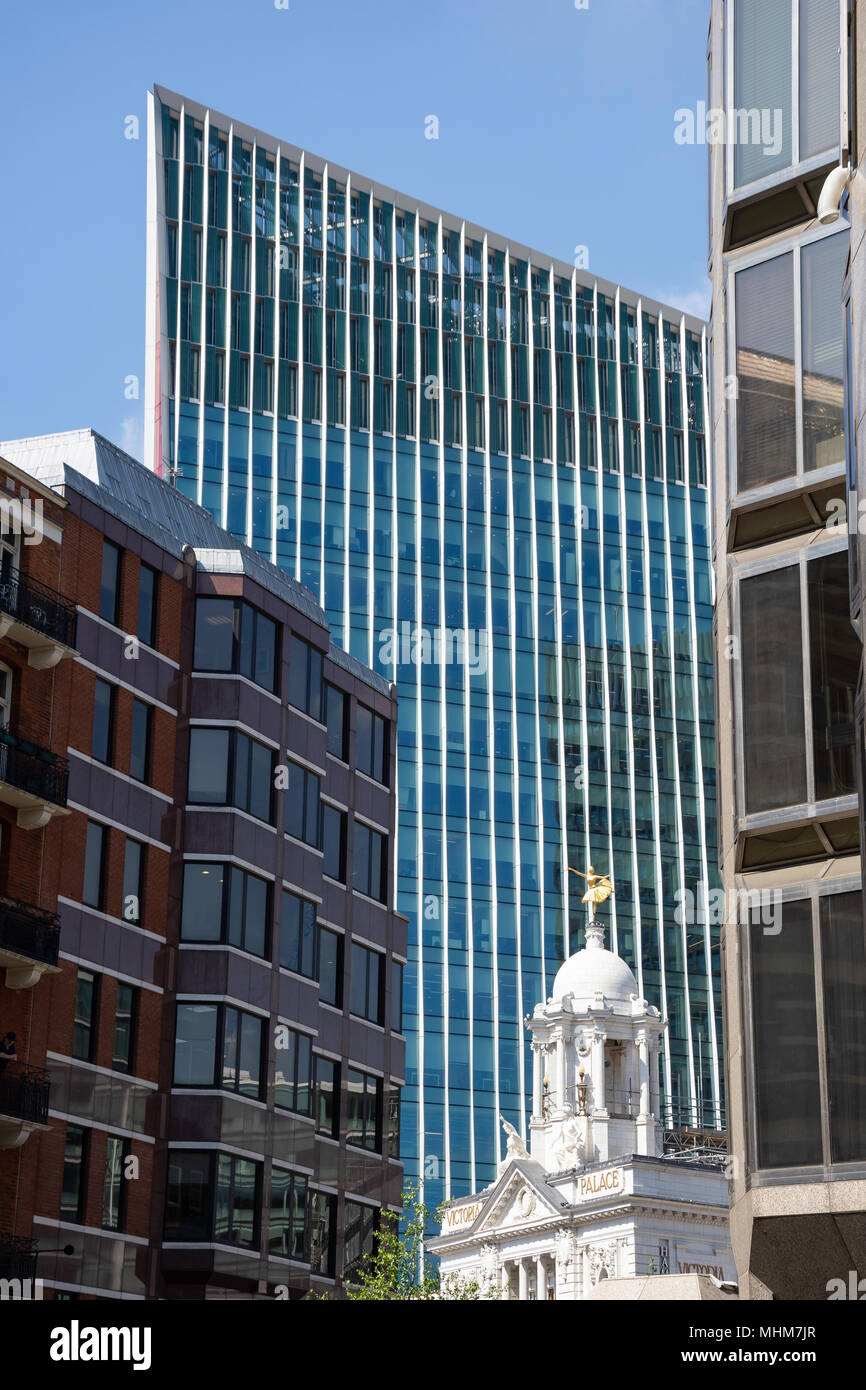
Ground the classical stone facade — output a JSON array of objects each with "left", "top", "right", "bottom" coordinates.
[{"left": 428, "top": 923, "right": 732, "bottom": 1298}]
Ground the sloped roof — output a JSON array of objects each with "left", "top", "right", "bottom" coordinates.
[{"left": 0, "top": 428, "right": 390, "bottom": 697}]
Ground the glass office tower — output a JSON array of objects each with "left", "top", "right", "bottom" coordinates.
[{"left": 145, "top": 85, "right": 721, "bottom": 1206}]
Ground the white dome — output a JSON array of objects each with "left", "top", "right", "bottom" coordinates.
[{"left": 552, "top": 941, "right": 638, "bottom": 1003}]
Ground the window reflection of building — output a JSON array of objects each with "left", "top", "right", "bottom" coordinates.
[{"left": 735, "top": 233, "right": 848, "bottom": 495}]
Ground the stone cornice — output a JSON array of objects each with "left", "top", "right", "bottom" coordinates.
[{"left": 429, "top": 1196, "right": 729, "bottom": 1255}]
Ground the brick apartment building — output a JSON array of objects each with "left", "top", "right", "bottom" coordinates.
[
  {"left": 0, "top": 459, "right": 76, "bottom": 1261},
  {"left": 0, "top": 428, "right": 405, "bottom": 1299}
]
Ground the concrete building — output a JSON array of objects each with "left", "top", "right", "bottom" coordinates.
[
  {"left": 707, "top": 0, "right": 866, "bottom": 1299},
  {"left": 144, "top": 85, "right": 723, "bottom": 1207},
  {"left": 428, "top": 911, "right": 732, "bottom": 1298},
  {"left": 0, "top": 427, "right": 405, "bottom": 1298},
  {"left": 846, "top": 7, "right": 866, "bottom": 968}
]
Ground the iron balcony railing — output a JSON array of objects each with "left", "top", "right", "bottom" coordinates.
[
  {"left": 0, "top": 1063, "right": 50, "bottom": 1127},
  {"left": 609, "top": 1091, "right": 728, "bottom": 1134},
  {"left": 0, "top": 1234, "right": 37, "bottom": 1282},
  {"left": 0, "top": 569, "right": 77, "bottom": 649},
  {"left": 544, "top": 1084, "right": 727, "bottom": 1134},
  {"left": 0, "top": 895, "right": 60, "bottom": 966},
  {"left": 606, "top": 1087, "right": 641, "bottom": 1119},
  {"left": 0, "top": 728, "right": 69, "bottom": 807},
  {"left": 661, "top": 1098, "right": 727, "bottom": 1134}
]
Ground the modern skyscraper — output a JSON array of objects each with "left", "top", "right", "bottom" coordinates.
[
  {"left": 145, "top": 85, "right": 722, "bottom": 1206},
  {"left": 708, "top": 0, "right": 866, "bottom": 1298}
]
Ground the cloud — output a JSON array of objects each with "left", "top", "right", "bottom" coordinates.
[
  {"left": 651, "top": 284, "right": 712, "bottom": 321},
  {"left": 118, "top": 413, "right": 144, "bottom": 462}
]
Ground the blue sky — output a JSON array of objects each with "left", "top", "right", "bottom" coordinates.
[{"left": 0, "top": 0, "right": 711, "bottom": 458}]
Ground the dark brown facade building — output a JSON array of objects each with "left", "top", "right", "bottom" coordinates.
[{"left": 0, "top": 428, "right": 405, "bottom": 1299}]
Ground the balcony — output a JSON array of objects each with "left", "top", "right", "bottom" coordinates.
[
  {"left": 0, "top": 1234, "right": 37, "bottom": 1283},
  {"left": 606, "top": 1087, "right": 641, "bottom": 1119},
  {"left": 0, "top": 728, "right": 69, "bottom": 829},
  {"left": 0, "top": 569, "right": 77, "bottom": 668},
  {"left": 0, "top": 1063, "right": 50, "bottom": 1148},
  {"left": 662, "top": 1099, "right": 728, "bottom": 1166},
  {"left": 0, "top": 895, "right": 61, "bottom": 989}
]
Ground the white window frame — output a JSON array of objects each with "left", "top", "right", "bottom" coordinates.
[
  {"left": 725, "top": 0, "right": 845, "bottom": 202},
  {"left": 726, "top": 221, "right": 849, "bottom": 505}
]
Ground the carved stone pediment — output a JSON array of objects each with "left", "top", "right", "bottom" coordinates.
[
  {"left": 503, "top": 1185, "right": 538, "bottom": 1226},
  {"left": 487, "top": 1181, "right": 542, "bottom": 1231},
  {"left": 473, "top": 1164, "right": 560, "bottom": 1235}
]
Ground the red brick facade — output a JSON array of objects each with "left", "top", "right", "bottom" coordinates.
[
  {"left": 0, "top": 435, "right": 405, "bottom": 1300},
  {"left": 0, "top": 456, "right": 177, "bottom": 1289},
  {"left": 0, "top": 464, "right": 75, "bottom": 1232}
]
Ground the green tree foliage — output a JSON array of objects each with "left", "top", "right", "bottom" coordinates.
[{"left": 344, "top": 1187, "right": 499, "bottom": 1301}]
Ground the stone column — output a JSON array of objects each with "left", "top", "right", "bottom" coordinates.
[
  {"left": 555, "top": 1228, "right": 580, "bottom": 1299},
  {"left": 536, "top": 1253, "right": 547, "bottom": 1301},
  {"left": 556, "top": 1034, "right": 566, "bottom": 1114},
  {"left": 500, "top": 1260, "right": 511, "bottom": 1300},
  {"left": 635, "top": 1029, "right": 653, "bottom": 1155},
  {"left": 590, "top": 1030, "right": 608, "bottom": 1160},
  {"left": 518, "top": 1258, "right": 529, "bottom": 1301},
  {"left": 561, "top": 1024, "right": 572, "bottom": 1112},
  {"left": 650, "top": 1039, "right": 661, "bottom": 1121},
  {"left": 637, "top": 1031, "right": 650, "bottom": 1116},
  {"left": 591, "top": 1030, "right": 606, "bottom": 1111},
  {"left": 532, "top": 1043, "right": 544, "bottom": 1119}
]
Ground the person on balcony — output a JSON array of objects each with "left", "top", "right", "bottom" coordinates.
[{"left": 0, "top": 1031, "right": 17, "bottom": 1076}]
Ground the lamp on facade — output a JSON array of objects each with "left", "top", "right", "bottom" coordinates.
[
  {"left": 817, "top": 164, "right": 852, "bottom": 225},
  {"left": 575, "top": 1064, "right": 588, "bottom": 1116}
]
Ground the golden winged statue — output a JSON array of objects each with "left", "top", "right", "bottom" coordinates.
[{"left": 568, "top": 864, "right": 614, "bottom": 921}]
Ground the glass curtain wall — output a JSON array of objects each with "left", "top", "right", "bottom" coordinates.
[{"left": 152, "top": 92, "right": 720, "bottom": 1200}]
